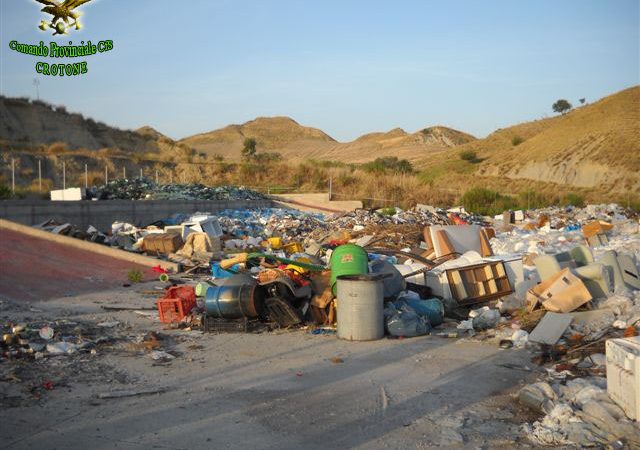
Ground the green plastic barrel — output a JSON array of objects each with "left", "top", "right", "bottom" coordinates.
[{"left": 330, "top": 244, "right": 368, "bottom": 295}]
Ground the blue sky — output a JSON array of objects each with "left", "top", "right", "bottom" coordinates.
[{"left": 1, "top": 0, "right": 638, "bottom": 141}]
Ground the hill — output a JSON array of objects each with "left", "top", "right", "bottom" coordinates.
[
  {"left": 180, "top": 119, "right": 475, "bottom": 163},
  {"left": 0, "top": 96, "right": 177, "bottom": 154},
  {"left": 418, "top": 86, "right": 640, "bottom": 193},
  {"left": 179, "top": 116, "right": 337, "bottom": 160}
]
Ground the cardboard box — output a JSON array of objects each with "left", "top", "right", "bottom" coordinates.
[
  {"left": 527, "top": 268, "right": 592, "bottom": 313},
  {"left": 143, "top": 233, "right": 184, "bottom": 255},
  {"left": 582, "top": 220, "right": 614, "bottom": 239}
]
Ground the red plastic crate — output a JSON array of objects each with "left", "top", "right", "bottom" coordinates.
[
  {"left": 156, "top": 286, "right": 197, "bottom": 323},
  {"left": 157, "top": 298, "right": 195, "bottom": 323}
]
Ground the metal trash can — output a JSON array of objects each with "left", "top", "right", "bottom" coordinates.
[{"left": 336, "top": 274, "right": 387, "bottom": 341}]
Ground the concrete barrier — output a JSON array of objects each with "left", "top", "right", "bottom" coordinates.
[
  {"left": 0, "top": 219, "right": 181, "bottom": 272},
  {"left": 0, "top": 199, "right": 274, "bottom": 231}
]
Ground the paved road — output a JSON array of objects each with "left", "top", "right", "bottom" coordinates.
[{"left": 0, "top": 228, "right": 151, "bottom": 301}]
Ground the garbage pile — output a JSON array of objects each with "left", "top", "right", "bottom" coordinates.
[
  {"left": 217, "top": 208, "right": 327, "bottom": 242},
  {"left": 89, "top": 178, "right": 268, "bottom": 201},
  {"left": 34, "top": 219, "right": 109, "bottom": 244},
  {"left": 142, "top": 202, "right": 640, "bottom": 434},
  {"left": 520, "top": 376, "right": 639, "bottom": 447},
  {"left": 25, "top": 201, "right": 640, "bottom": 433}
]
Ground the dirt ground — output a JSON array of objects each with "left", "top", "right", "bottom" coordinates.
[{"left": 0, "top": 281, "right": 545, "bottom": 450}]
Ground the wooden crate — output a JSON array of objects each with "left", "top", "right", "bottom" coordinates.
[{"left": 445, "top": 261, "right": 512, "bottom": 306}]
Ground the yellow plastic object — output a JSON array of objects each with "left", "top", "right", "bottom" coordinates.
[
  {"left": 282, "top": 242, "right": 303, "bottom": 254},
  {"left": 286, "top": 257, "right": 313, "bottom": 274},
  {"left": 268, "top": 237, "right": 283, "bottom": 249}
]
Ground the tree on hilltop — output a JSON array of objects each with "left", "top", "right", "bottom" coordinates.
[{"left": 552, "top": 99, "right": 572, "bottom": 115}]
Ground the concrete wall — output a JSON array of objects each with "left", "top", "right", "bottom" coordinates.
[{"left": 0, "top": 199, "right": 274, "bottom": 231}]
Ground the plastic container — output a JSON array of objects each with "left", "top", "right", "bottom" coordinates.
[
  {"left": 336, "top": 274, "right": 385, "bottom": 341},
  {"left": 330, "top": 244, "right": 368, "bottom": 295},
  {"left": 157, "top": 298, "right": 195, "bottom": 323},
  {"left": 282, "top": 242, "right": 304, "bottom": 254},
  {"left": 195, "top": 282, "right": 210, "bottom": 297},
  {"left": 156, "top": 286, "right": 197, "bottom": 323}
]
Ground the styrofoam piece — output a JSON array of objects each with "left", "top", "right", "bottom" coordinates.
[
  {"left": 394, "top": 263, "right": 427, "bottom": 286},
  {"left": 606, "top": 336, "right": 640, "bottom": 420},
  {"left": 514, "top": 210, "right": 524, "bottom": 222},
  {"left": 50, "top": 187, "right": 86, "bottom": 201}
]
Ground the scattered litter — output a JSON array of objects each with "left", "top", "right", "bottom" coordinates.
[
  {"left": 38, "top": 326, "right": 54, "bottom": 340},
  {"left": 97, "top": 387, "right": 168, "bottom": 399},
  {"left": 528, "top": 312, "right": 573, "bottom": 345}
]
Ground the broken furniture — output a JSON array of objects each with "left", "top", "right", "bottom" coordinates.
[
  {"left": 534, "top": 246, "right": 611, "bottom": 299},
  {"left": 425, "top": 252, "right": 512, "bottom": 305},
  {"left": 422, "top": 225, "right": 494, "bottom": 260},
  {"left": 526, "top": 268, "right": 592, "bottom": 313},
  {"left": 582, "top": 220, "right": 614, "bottom": 247},
  {"left": 600, "top": 250, "right": 640, "bottom": 292}
]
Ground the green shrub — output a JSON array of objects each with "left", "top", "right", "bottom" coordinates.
[
  {"left": 511, "top": 136, "right": 524, "bottom": 146},
  {"left": 0, "top": 184, "right": 12, "bottom": 199},
  {"left": 563, "top": 193, "right": 585, "bottom": 207},
  {"left": 378, "top": 207, "right": 397, "bottom": 216},
  {"left": 127, "top": 269, "right": 143, "bottom": 283},
  {"left": 361, "top": 157, "right": 413, "bottom": 174},
  {"left": 460, "top": 187, "right": 518, "bottom": 216},
  {"left": 459, "top": 150, "right": 478, "bottom": 162}
]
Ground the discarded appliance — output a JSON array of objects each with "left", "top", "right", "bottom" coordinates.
[
  {"left": 606, "top": 336, "right": 640, "bottom": 420},
  {"left": 184, "top": 215, "right": 223, "bottom": 239}
]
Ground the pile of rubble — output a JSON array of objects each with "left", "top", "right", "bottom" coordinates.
[{"left": 88, "top": 178, "right": 268, "bottom": 201}]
